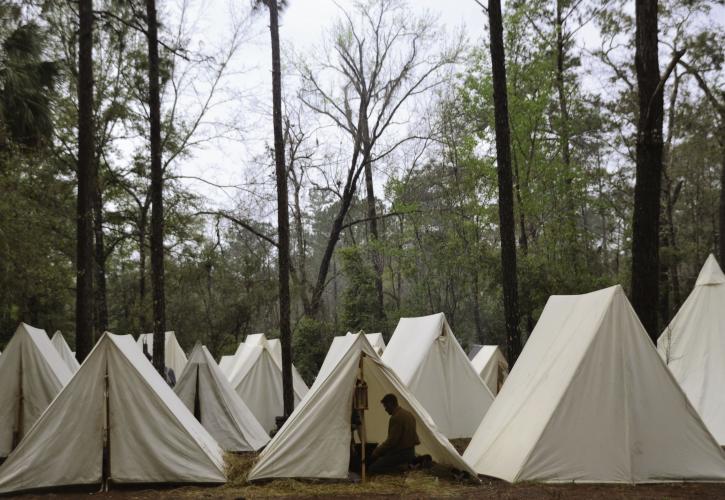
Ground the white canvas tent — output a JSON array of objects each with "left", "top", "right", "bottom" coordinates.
[
  {"left": 51, "top": 330, "right": 80, "bottom": 373},
  {"left": 658, "top": 254, "right": 725, "bottom": 445},
  {"left": 227, "top": 334, "right": 308, "bottom": 433},
  {"left": 218, "top": 355, "right": 236, "bottom": 377},
  {"left": 346, "top": 332, "right": 386, "bottom": 355},
  {"left": 381, "top": 313, "right": 494, "bottom": 438},
  {"left": 470, "top": 345, "right": 508, "bottom": 395},
  {"left": 464, "top": 285, "right": 725, "bottom": 483},
  {"left": 0, "top": 323, "right": 72, "bottom": 457},
  {"left": 0, "top": 332, "right": 225, "bottom": 494},
  {"left": 175, "top": 344, "right": 270, "bottom": 452},
  {"left": 248, "top": 333, "right": 476, "bottom": 481},
  {"left": 265, "top": 337, "right": 308, "bottom": 387},
  {"left": 137, "top": 331, "right": 187, "bottom": 376}
]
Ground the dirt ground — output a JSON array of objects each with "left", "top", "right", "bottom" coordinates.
[
  {"left": 10, "top": 452, "right": 725, "bottom": 499},
  {"left": 12, "top": 477, "right": 725, "bottom": 499}
]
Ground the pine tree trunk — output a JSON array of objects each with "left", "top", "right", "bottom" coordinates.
[
  {"left": 488, "top": 0, "right": 522, "bottom": 365},
  {"left": 94, "top": 181, "right": 109, "bottom": 334},
  {"left": 138, "top": 208, "right": 148, "bottom": 331},
  {"left": 663, "top": 72, "right": 681, "bottom": 314},
  {"left": 555, "top": 0, "right": 571, "bottom": 172},
  {"left": 555, "top": 0, "right": 577, "bottom": 261},
  {"left": 76, "top": 0, "right": 95, "bottom": 363},
  {"left": 268, "top": 0, "right": 294, "bottom": 417},
  {"left": 146, "top": 0, "right": 166, "bottom": 375},
  {"left": 631, "top": 0, "right": 664, "bottom": 341}
]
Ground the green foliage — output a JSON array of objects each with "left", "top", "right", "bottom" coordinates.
[
  {"left": 0, "top": 151, "right": 75, "bottom": 345},
  {"left": 292, "top": 316, "right": 331, "bottom": 384},
  {"left": 0, "top": 0, "right": 723, "bottom": 377},
  {"left": 0, "top": 23, "right": 56, "bottom": 147},
  {"left": 339, "top": 246, "right": 384, "bottom": 333}
]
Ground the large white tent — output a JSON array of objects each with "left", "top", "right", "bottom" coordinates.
[
  {"left": 0, "top": 333, "right": 226, "bottom": 494},
  {"left": 346, "top": 332, "right": 386, "bottom": 355},
  {"left": 51, "top": 330, "right": 80, "bottom": 373},
  {"left": 0, "top": 323, "right": 72, "bottom": 457},
  {"left": 470, "top": 345, "right": 508, "bottom": 395},
  {"left": 248, "top": 333, "right": 476, "bottom": 481},
  {"left": 658, "top": 254, "right": 725, "bottom": 445},
  {"left": 464, "top": 285, "right": 725, "bottom": 483},
  {"left": 175, "top": 344, "right": 270, "bottom": 452},
  {"left": 227, "top": 334, "right": 308, "bottom": 433},
  {"left": 137, "top": 331, "right": 187, "bottom": 376},
  {"left": 381, "top": 313, "right": 494, "bottom": 438}
]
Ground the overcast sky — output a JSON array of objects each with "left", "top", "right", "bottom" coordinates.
[
  {"left": 165, "top": 0, "right": 487, "bottom": 210},
  {"left": 164, "top": 0, "right": 724, "bottom": 213}
]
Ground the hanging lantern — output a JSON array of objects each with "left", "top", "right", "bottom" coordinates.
[{"left": 353, "top": 379, "right": 368, "bottom": 410}]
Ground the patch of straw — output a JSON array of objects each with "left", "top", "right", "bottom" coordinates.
[{"left": 219, "top": 452, "right": 480, "bottom": 498}]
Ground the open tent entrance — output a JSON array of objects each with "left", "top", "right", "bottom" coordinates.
[
  {"left": 248, "top": 334, "right": 475, "bottom": 481},
  {"left": 357, "top": 354, "right": 422, "bottom": 469}
]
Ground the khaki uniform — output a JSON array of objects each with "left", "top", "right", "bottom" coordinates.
[{"left": 369, "top": 406, "right": 419, "bottom": 473}]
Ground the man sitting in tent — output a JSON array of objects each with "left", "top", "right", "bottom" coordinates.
[{"left": 368, "top": 394, "right": 420, "bottom": 474}]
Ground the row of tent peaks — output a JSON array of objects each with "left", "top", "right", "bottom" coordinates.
[{"left": 0, "top": 253, "right": 723, "bottom": 491}]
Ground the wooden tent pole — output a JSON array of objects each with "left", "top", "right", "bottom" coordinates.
[
  {"left": 13, "top": 355, "right": 23, "bottom": 450},
  {"left": 360, "top": 354, "right": 366, "bottom": 483},
  {"left": 102, "top": 362, "right": 110, "bottom": 492}
]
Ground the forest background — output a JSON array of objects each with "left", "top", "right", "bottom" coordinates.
[{"left": 1, "top": 0, "right": 723, "bottom": 382}]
